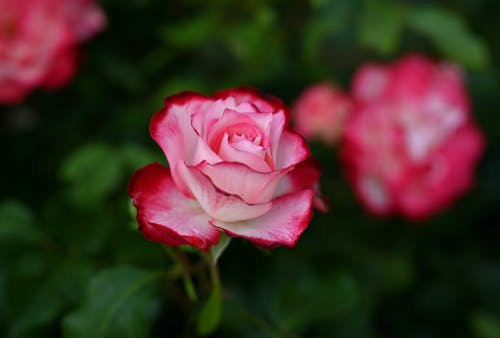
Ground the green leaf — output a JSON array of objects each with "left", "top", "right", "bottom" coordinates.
[
  {"left": 408, "top": 6, "right": 489, "bottom": 68},
  {"left": 196, "top": 282, "right": 222, "bottom": 336},
  {"left": 99, "top": 57, "right": 146, "bottom": 93},
  {"left": 63, "top": 266, "right": 161, "bottom": 338},
  {"left": 153, "top": 77, "right": 209, "bottom": 106},
  {"left": 310, "top": 0, "right": 334, "bottom": 10},
  {"left": 0, "top": 200, "right": 44, "bottom": 244},
  {"left": 302, "top": 1, "right": 353, "bottom": 66},
  {"left": 358, "top": 0, "right": 406, "bottom": 55},
  {"left": 178, "top": 245, "right": 201, "bottom": 254},
  {"left": 60, "top": 143, "right": 123, "bottom": 208},
  {"left": 160, "top": 13, "right": 217, "bottom": 49},
  {"left": 278, "top": 272, "right": 360, "bottom": 331},
  {"left": 183, "top": 275, "right": 198, "bottom": 302},
  {"left": 119, "top": 144, "right": 157, "bottom": 172},
  {"left": 8, "top": 262, "right": 94, "bottom": 337},
  {"left": 470, "top": 311, "right": 500, "bottom": 338}
]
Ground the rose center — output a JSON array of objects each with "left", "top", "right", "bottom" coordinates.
[
  {"left": 229, "top": 132, "right": 262, "bottom": 146},
  {"left": 210, "top": 122, "right": 268, "bottom": 154},
  {"left": 225, "top": 123, "right": 262, "bottom": 145}
]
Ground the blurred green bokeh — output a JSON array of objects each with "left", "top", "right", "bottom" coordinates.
[{"left": 1, "top": 0, "right": 499, "bottom": 337}]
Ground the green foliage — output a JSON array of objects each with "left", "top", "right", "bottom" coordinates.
[
  {"left": 160, "top": 12, "right": 218, "bottom": 49},
  {"left": 63, "top": 266, "right": 160, "bottom": 338},
  {"left": 471, "top": 311, "right": 500, "bottom": 338},
  {"left": 60, "top": 143, "right": 123, "bottom": 208},
  {"left": 301, "top": 0, "right": 354, "bottom": 72},
  {"left": 408, "top": 6, "right": 489, "bottom": 69},
  {"left": 1, "top": 0, "right": 499, "bottom": 337},
  {"left": 8, "top": 262, "right": 94, "bottom": 338},
  {"left": 119, "top": 144, "right": 158, "bottom": 172},
  {"left": 0, "top": 200, "right": 44, "bottom": 244},
  {"left": 196, "top": 280, "right": 222, "bottom": 336},
  {"left": 358, "top": 0, "right": 406, "bottom": 55}
]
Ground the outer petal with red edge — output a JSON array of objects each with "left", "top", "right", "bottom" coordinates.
[
  {"left": 275, "top": 158, "right": 328, "bottom": 212},
  {"left": 210, "top": 189, "right": 314, "bottom": 248},
  {"left": 213, "top": 86, "right": 291, "bottom": 122},
  {"left": 128, "top": 163, "right": 221, "bottom": 251},
  {"left": 275, "top": 130, "right": 310, "bottom": 169},
  {"left": 150, "top": 92, "right": 214, "bottom": 195}
]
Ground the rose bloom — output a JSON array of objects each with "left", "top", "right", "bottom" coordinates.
[
  {"left": 292, "top": 82, "right": 352, "bottom": 146},
  {"left": 129, "top": 87, "right": 327, "bottom": 251},
  {"left": 0, "top": 0, "right": 105, "bottom": 104},
  {"left": 341, "top": 54, "right": 485, "bottom": 220}
]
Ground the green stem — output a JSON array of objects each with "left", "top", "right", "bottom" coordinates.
[
  {"left": 208, "top": 256, "right": 221, "bottom": 291},
  {"left": 163, "top": 245, "right": 199, "bottom": 301},
  {"left": 196, "top": 252, "right": 223, "bottom": 335}
]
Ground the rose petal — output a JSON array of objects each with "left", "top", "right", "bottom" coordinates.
[
  {"left": 41, "top": 47, "right": 77, "bottom": 89},
  {"left": 210, "top": 189, "right": 314, "bottom": 248},
  {"left": 128, "top": 163, "right": 221, "bottom": 251},
  {"left": 357, "top": 174, "right": 393, "bottom": 215},
  {"left": 0, "top": 79, "right": 28, "bottom": 104},
  {"left": 269, "top": 110, "right": 286, "bottom": 162},
  {"left": 198, "top": 161, "right": 293, "bottom": 204},
  {"left": 69, "top": 0, "right": 107, "bottom": 41},
  {"left": 219, "top": 133, "right": 272, "bottom": 172},
  {"left": 275, "top": 158, "right": 328, "bottom": 212},
  {"left": 344, "top": 54, "right": 484, "bottom": 220},
  {"left": 150, "top": 92, "right": 214, "bottom": 195},
  {"left": 213, "top": 86, "right": 291, "bottom": 121},
  {"left": 396, "top": 125, "right": 485, "bottom": 219},
  {"left": 192, "top": 135, "right": 223, "bottom": 166},
  {"left": 176, "top": 161, "right": 272, "bottom": 222},
  {"left": 351, "top": 63, "right": 389, "bottom": 103},
  {"left": 191, "top": 98, "right": 258, "bottom": 139},
  {"left": 275, "top": 130, "right": 310, "bottom": 169},
  {"left": 206, "top": 109, "right": 271, "bottom": 152},
  {"left": 431, "top": 62, "right": 469, "bottom": 114},
  {"left": 389, "top": 54, "right": 435, "bottom": 101},
  {"left": 0, "top": 0, "right": 104, "bottom": 104},
  {"left": 292, "top": 82, "right": 352, "bottom": 146},
  {"left": 191, "top": 97, "right": 232, "bottom": 137}
]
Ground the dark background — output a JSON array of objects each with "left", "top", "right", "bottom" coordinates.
[{"left": 1, "top": 0, "right": 499, "bottom": 337}]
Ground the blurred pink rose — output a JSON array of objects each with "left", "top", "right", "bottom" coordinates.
[
  {"left": 129, "top": 87, "right": 327, "bottom": 251},
  {"left": 292, "top": 82, "right": 352, "bottom": 146},
  {"left": 0, "top": 0, "right": 105, "bottom": 104},
  {"left": 342, "top": 54, "right": 485, "bottom": 220}
]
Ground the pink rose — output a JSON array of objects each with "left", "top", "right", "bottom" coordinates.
[
  {"left": 342, "top": 54, "right": 485, "bottom": 220},
  {"left": 129, "top": 87, "right": 327, "bottom": 251},
  {"left": 0, "top": 0, "right": 106, "bottom": 104},
  {"left": 292, "top": 82, "right": 352, "bottom": 146}
]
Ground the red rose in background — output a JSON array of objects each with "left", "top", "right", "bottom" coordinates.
[
  {"left": 342, "top": 54, "right": 485, "bottom": 220},
  {"left": 292, "top": 82, "right": 352, "bottom": 146},
  {"left": 129, "top": 87, "right": 327, "bottom": 251},
  {"left": 0, "top": 0, "right": 105, "bottom": 104}
]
